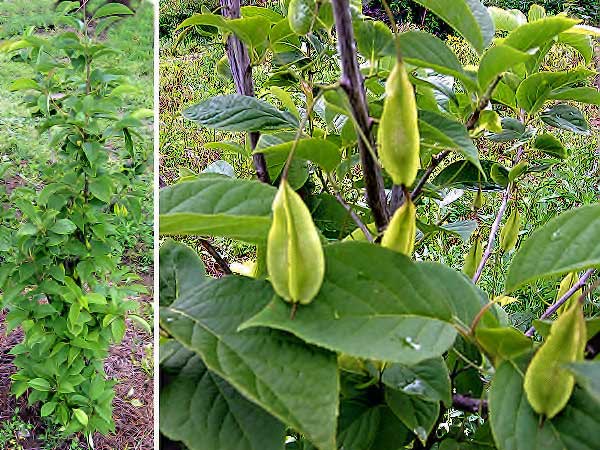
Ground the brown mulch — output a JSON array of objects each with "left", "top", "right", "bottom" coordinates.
[{"left": 0, "top": 271, "right": 154, "bottom": 450}]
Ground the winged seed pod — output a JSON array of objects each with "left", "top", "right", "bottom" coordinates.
[
  {"left": 523, "top": 301, "right": 586, "bottom": 419},
  {"left": 378, "top": 60, "right": 420, "bottom": 187},
  {"left": 500, "top": 206, "right": 521, "bottom": 252},
  {"left": 463, "top": 236, "right": 483, "bottom": 279},
  {"left": 382, "top": 197, "right": 416, "bottom": 256},
  {"left": 267, "top": 179, "right": 325, "bottom": 305}
]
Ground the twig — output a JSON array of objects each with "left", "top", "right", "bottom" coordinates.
[
  {"left": 525, "top": 269, "right": 596, "bottom": 337},
  {"left": 332, "top": 0, "right": 389, "bottom": 231},
  {"left": 472, "top": 188, "right": 510, "bottom": 284},
  {"left": 409, "top": 150, "right": 450, "bottom": 203},
  {"left": 219, "top": 0, "right": 270, "bottom": 184},
  {"left": 452, "top": 394, "right": 488, "bottom": 416},
  {"left": 326, "top": 174, "right": 374, "bottom": 242},
  {"left": 199, "top": 239, "right": 233, "bottom": 275}
]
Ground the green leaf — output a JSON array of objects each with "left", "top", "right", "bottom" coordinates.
[
  {"left": 160, "top": 276, "right": 339, "bottom": 450},
  {"left": 475, "top": 327, "right": 532, "bottom": 364},
  {"left": 50, "top": 218, "right": 77, "bottom": 235},
  {"left": 337, "top": 399, "right": 382, "bottom": 450},
  {"left": 490, "top": 357, "right": 600, "bottom": 450},
  {"left": 92, "top": 3, "right": 133, "bottom": 19},
  {"left": 89, "top": 175, "right": 113, "bottom": 202},
  {"left": 398, "top": 31, "right": 476, "bottom": 90},
  {"left": 381, "top": 357, "right": 452, "bottom": 406},
  {"left": 487, "top": 7, "right": 526, "bottom": 32},
  {"left": 242, "top": 242, "right": 488, "bottom": 364},
  {"left": 541, "top": 104, "right": 589, "bottom": 135},
  {"left": 412, "top": 0, "right": 494, "bottom": 54},
  {"left": 176, "top": 13, "right": 227, "bottom": 31},
  {"left": 40, "top": 401, "right": 57, "bottom": 417},
  {"left": 160, "top": 341, "right": 285, "bottom": 450},
  {"left": 28, "top": 378, "right": 51, "bottom": 392},
  {"left": 254, "top": 137, "right": 341, "bottom": 172},
  {"left": 159, "top": 174, "right": 276, "bottom": 244},
  {"left": 385, "top": 387, "right": 439, "bottom": 444},
  {"left": 355, "top": 20, "right": 395, "bottom": 61},
  {"left": 111, "top": 317, "right": 126, "bottom": 342},
  {"left": 532, "top": 134, "right": 567, "bottom": 159},
  {"left": 9, "top": 78, "right": 40, "bottom": 91},
  {"left": 419, "top": 110, "right": 483, "bottom": 174},
  {"left": 478, "top": 45, "right": 530, "bottom": 90},
  {"left": 434, "top": 159, "right": 507, "bottom": 191},
  {"left": 502, "top": 16, "right": 580, "bottom": 51},
  {"left": 516, "top": 69, "right": 595, "bottom": 114},
  {"left": 565, "top": 361, "right": 600, "bottom": 404},
  {"left": 548, "top": 87, "right": 600, "bottom": 106},
  {"left": 487, "top": 117, "right": 525, "bottom": 142},
  {"left": 506, "top": 204, "right": 600, "bottom": 291},
  {"left": 558, "top": 33, "right": 594, "bottom": 64},
  {"left": 159, "top": 240, "right": 206, "bottom": 307},
  {"left": 183, "top": 95, "right": 299, "bottom": 132},
  {"left": 73, "top": 408, "right": 89, "bottom": 427}
]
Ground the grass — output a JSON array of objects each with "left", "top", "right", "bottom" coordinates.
[{"left": 159, "top": 6, "right": 599, "bottom": 329}]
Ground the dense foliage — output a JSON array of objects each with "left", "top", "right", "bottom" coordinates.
[
  {"left": 0, "top": 1, "right": 150, "bottom": 443},
  {"left": 159, "top": 0, "right": 600, "bottom": 449}
]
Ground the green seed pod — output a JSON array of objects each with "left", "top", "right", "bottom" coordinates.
[
  {"left": 555, "top": 272, "right": 582, "bottom": 316},
  {"left": 473, "top": 188, "right": 484, "bottom": 210},
  {"left": 378, "top": 60, "right": 420, "bottom": 187},
  {"left": 524, "top": 301, "right": 586, "bottom": 418},
  {"left": 267, "top": 180, "right": 325, "bottom": 305},
  {"left": 463, "top": 236, "right": 483, "bottom": 279},
  {"left": 500, "top": 206, "right": 520, "bottom": 252},
  {"left": 382, "top": 197, "right": 416, "bottom": 256},
  {"left": 288, "top": 0, "right": 315, "bottom": 36}
]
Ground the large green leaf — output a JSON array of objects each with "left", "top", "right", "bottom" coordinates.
[
  {"left": 159, "top": 174, "right": 276, "bottom": 243},
  {"left": 183, "top": 95, "right": 299, "bottom": 132},
  {"left": 419, "top": 110, "right": 483, "bottom": 174},
  {"left": 532, "top": 133, "right": 567, "bottom": 159},
  {"left": 381, "top": 357, "right": 451, "bottom": 406},
  {"left": 502, "top": 16, "right": 580, "bottom": 51},
  {"left": 398, "top": 31, "right": 476, "bottom": 90},
  {"left": 505, "top": 204, "right": 600, "bottom": 292},
  {"left": 160, "top": 341, "right": 285, "bottom": 450},
  {"left": 489, "top": 357, "right": 600, "bottom": 450},
  {"left": 516, "top": 69, "right": 595, "bottom": 113},
  {"left": 541, "top": 104, "right": 589, "bottom": 135},
  {"left": 241, "top": 242, "right": 487, "bottom": 364},
  {"left": 487, "top": 7, "right": 526, "bottom": 32},
  {"left": 159, "top": 240, "right": 206, "bottom": 307},
  {"left": 412, "top": 0, "right": 494, "bottom": 54},
  {"left": 337, "top": 399, "right": 381, "bottom": 450},
  {"left": 548, "top": 87, "right": 600, "bottom": 106},
  {"left": 558, "top": 32, "right": 594, "bottom": 64},
  {"left": 566, "top": 361, "right": 600, "bottom": 403},
  {"left": 385, "top": 387, "right": 439, "bottom": 445},
  {"left": 433, "top": 160, "right": 507, "bottom": 191},
  {"left": 355, "top": 20, "right": 395, "bottom": 61},
  {"left": 161, "top": 276, "right": 339, "bottom": 450},
  {"left": 254, "top": 137, "right": 341, "bottom": 172},
  {"left": 478, "top": 45, "right": 530, "bottom": 90}
]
